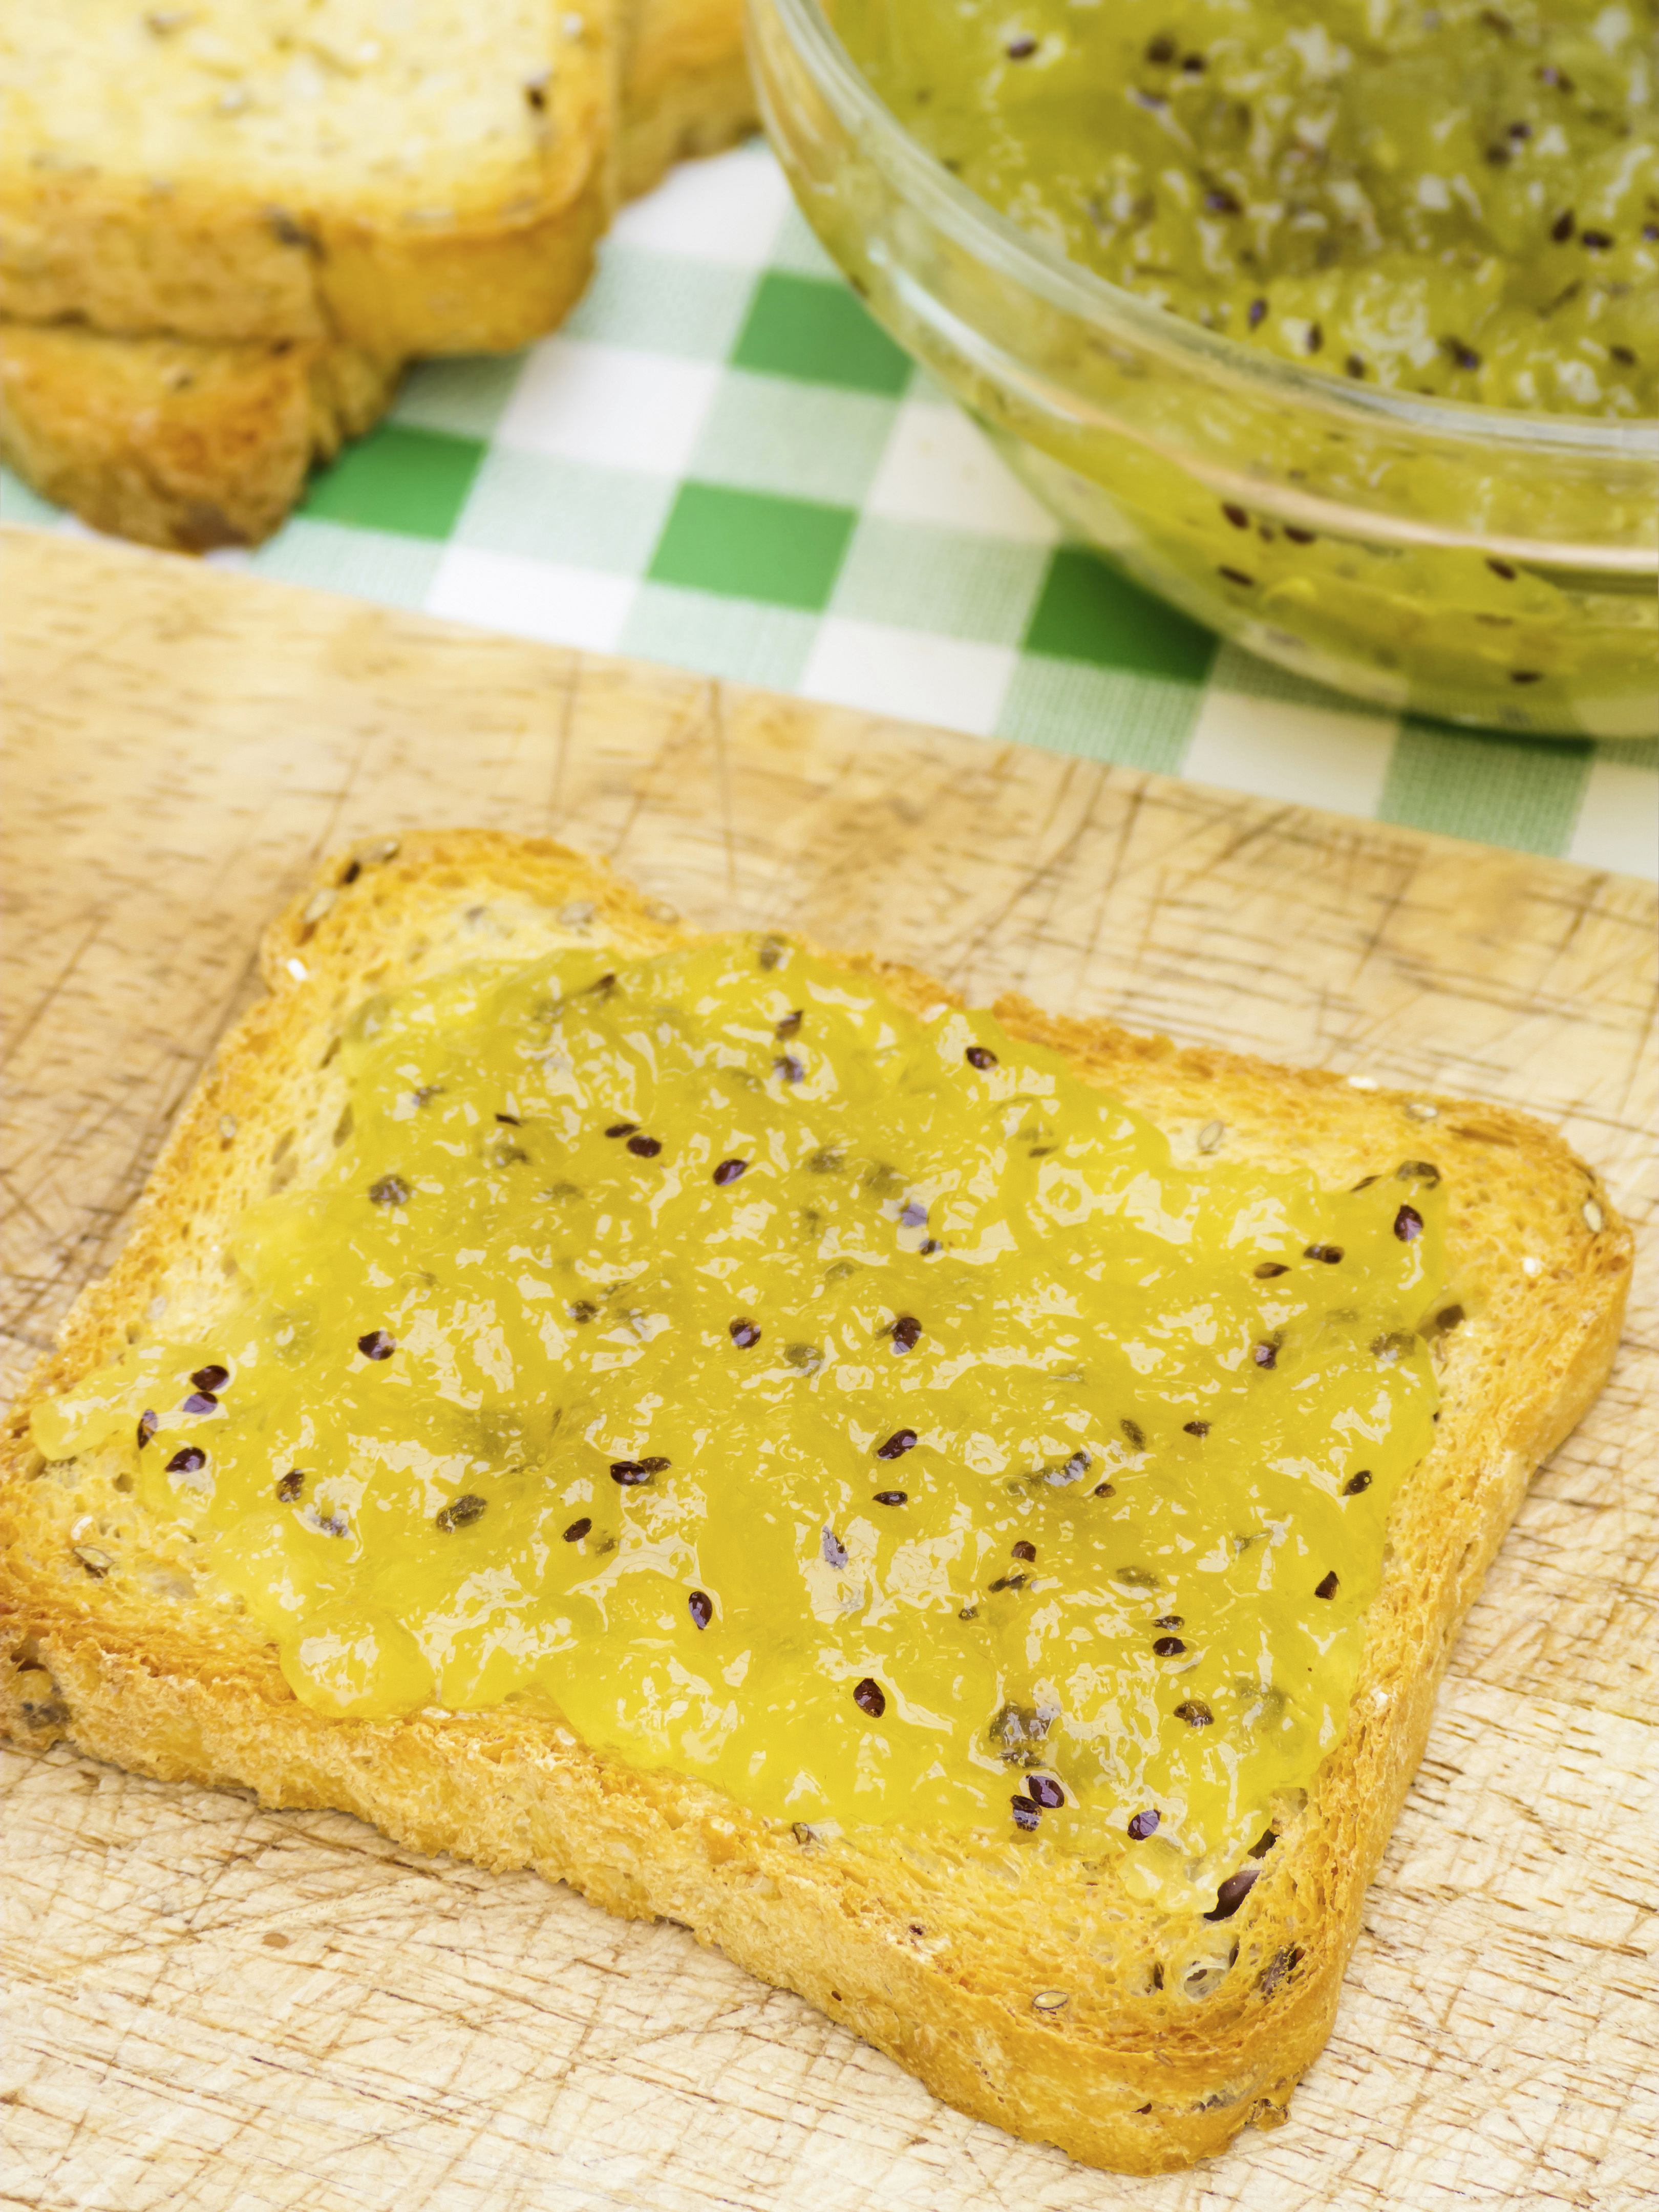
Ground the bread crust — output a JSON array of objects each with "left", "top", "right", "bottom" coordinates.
[
  {"left": 0, "top": 831, "right": 1630, "bottom": 2175},
  {"left": 0, "top": 321, "right": 400, "bottom": 549}
]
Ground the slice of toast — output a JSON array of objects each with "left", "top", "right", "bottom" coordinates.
[
  {"left": 0, "top": 832, "right": 1628, "bottom": 2176},
  {"left": 619, "top": 0, "right": 754, "bottom": 201},
  {"left": 0, "top": 0, "right": 617, "bottom": 354},
  {"left": 0, "top": 321, "right": 401, "bottom": 550},
  {"left": 0, "top": 1, "right": 756, "bottom": 551}
]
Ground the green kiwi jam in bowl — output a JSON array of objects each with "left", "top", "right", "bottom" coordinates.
[{"left": 748, "top": 0, "right": 1658, "bottom": 736}]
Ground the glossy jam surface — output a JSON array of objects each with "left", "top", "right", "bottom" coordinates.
[
  {"left": 37, "top": 939, "right": 1448, "bottom": 1903},
  {"left": 838, "top": 0, "right": 1658, "bottom": 416}
]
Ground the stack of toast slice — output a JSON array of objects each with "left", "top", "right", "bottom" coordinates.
[{"left": 0, "top": 0, "right": 753, "bottom": 548}]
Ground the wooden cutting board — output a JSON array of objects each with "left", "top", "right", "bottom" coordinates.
[{"left": 3, "top": 529, "right": 1653, "bottom": 2212}]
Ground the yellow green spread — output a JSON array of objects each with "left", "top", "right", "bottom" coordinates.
[
  {"left": 36, "top": 937, "right": 1449, "bottom": 1908},
  {"left": 838, "top": 0, "right": 1658, "bottom": 416}
]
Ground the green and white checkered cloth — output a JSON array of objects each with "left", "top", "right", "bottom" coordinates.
[{"left": 7, "top": 141, "right": 1654, "bottom": 877}]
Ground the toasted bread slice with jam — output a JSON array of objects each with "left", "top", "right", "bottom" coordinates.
[{"left": 0, "top": 832, "right": 1629, "bottom": 2176}]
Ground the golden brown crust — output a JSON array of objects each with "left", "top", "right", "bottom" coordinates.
[
  {"left": 0, "top": 831, "right": 1630, "bottom": 2175},
  {"left": 0, "top": 320, "right": 401, "bottom": 549}
]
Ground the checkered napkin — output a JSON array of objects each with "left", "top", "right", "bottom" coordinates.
[{"left": 6, "top": 142, "right": 1652, "bottom": 876}]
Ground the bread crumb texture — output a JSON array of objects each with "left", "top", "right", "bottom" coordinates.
[{"left": 0, "top": 832, "right": 1629, "bottom": 2175}]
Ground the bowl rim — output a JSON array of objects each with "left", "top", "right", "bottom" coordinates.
[{"left": 763, "top": 0, "right": 1659, "bottom": 465}]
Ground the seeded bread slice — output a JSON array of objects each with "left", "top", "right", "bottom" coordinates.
[
  {"left": 0, "top": 320, "right": 401, "bottom": 551},
  {"left": 0, "top": 0, "right": 616, "bottom": 354},
  {"left": 0, "top": 832, "right": 1629, "bottom": 2176},
  {"left": 618, "top": 0, "right": 754, "bottom": 200}
]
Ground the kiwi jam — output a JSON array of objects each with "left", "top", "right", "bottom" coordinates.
[
  {"left": 36, "top": 938, "right": 1448, "bottom": 1908},
  {"left": 837, "top": 0, "right": 1658, "bottom": 415}
]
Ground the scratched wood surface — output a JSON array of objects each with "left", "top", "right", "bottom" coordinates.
[{"left": 1, "top": 528, "right": 1654, "bottom": 2212}]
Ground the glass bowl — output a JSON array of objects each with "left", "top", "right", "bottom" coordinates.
[{"left": 747, "top": 0, "right": 1658, "bottom": 739}]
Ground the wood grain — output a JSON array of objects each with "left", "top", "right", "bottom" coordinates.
[{"left": 2, "top": 527, "right": 1653, "bottom": 2212}]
